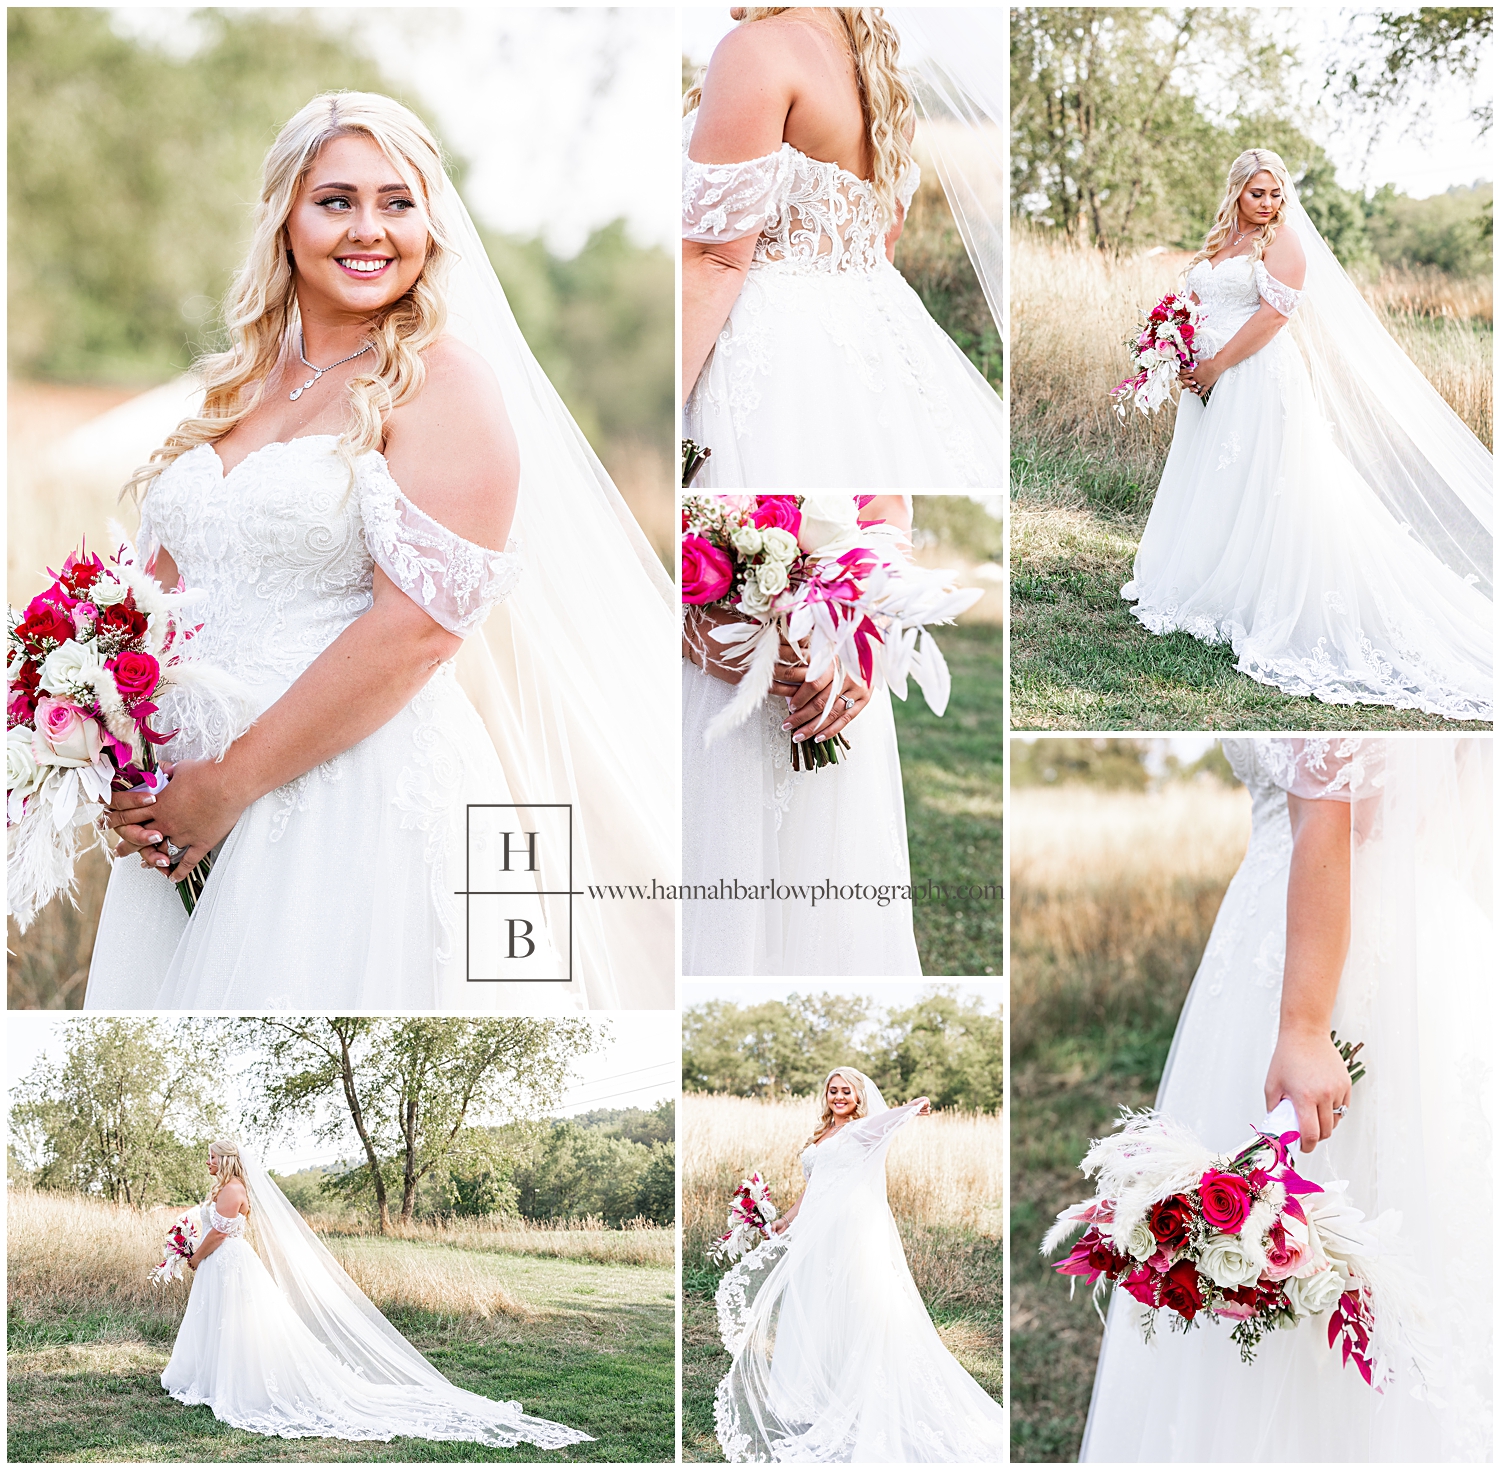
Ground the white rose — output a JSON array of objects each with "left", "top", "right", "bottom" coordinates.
[
  {"left": 1198, "top": 1230, "right": 1267, "bottom": 1290},
  {"left": 730, "top": 525, "right": 764, "bottom": 557},
  {"left": 758, "top": 527, "right": 799, "bottom": 563},
  {"left": 738, "top": 581, "right": 772, "bottom": 616},
  {"left": 756, "top": 559, "right": 790, "bottom": 596},
  {"left": 1285, "top": 1265, "right": 1345, "bottom": 1318},
  {"left": 32, "top": 703, "right": 106, "bottom": 769},
  {"left": 89, "top": 573, "right": 130, "bottom": 607},
  {"left": 1122, "top": 1218, "right": 1156, "bottom": 1262},
  {"left": 38, "top": 639, "right": 104, "bottom": 697},
  {"left": 7, "top": 726, "right": 41, "bottom": 798}
]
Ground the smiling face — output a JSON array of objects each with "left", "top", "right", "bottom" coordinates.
[
  {"left": 1237, "top": 170, "right": 1283, "bottom": 230},
  {"left": 206, "top": 1149, "right": 220, "bottom": 1177},
  {"left": 283, "top": 132, "right": 430, "bottom": 326},
  {"left": 826, "top": 1072, "right": 859, "bottom": 1120}
]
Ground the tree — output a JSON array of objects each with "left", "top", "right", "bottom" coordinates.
[
  {"left": 866, "top": 987, "right": 1004, "bottom": 1111},
  {"left": 10, "top": 1017, "right": 225, "bottom": 1207},
  {"left": 681, "top": 994, "right": 872, "bottom": 1097},
  {"left": 240, "top": 1017, "right": 601, "bottom": 1232},
  {"left": 1010, "top": 737, "right": 1151, "bottom": 790},
  {"left": 513, "top": 1122, "right": 660, "bottom": 1225}
]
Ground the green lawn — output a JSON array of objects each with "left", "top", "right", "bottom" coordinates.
[
  {"left": 1010, "top": 440, "right": 1492, "bottom": 733},
  {"left": 8, "top": 1245, "right": 674, "bottom": 1463},
  {"left": 893, "top": 622, "right": 1004, "bottom": 976},
  {"left": 681, "top": 1226, "right": 1004, "bottom": 1463}
]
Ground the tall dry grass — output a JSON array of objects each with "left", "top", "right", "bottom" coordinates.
[
  {"left": 681, "top": 1093, "right": 1002, "bottom": 1306},
  {"left": 7, "top": 1187, "right": 670, "bottom": 1337},
  {"left": 1012, "top": 226, "right": 1495, "bottom": 487},
  {"left": 1010, "top": 781, "right": 1251, "bottom": 1057}
]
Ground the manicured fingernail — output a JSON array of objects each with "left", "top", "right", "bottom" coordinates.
[
  {"left": 140, "top": 795, "right": 156, "bottom": 804},
  {"left": 146, "top": 832, "right": 162, "bottom": 844},
  {"left": 793, "top": 732, "right": 805, "bottom": 742},
  {"left": 781, "top": 721, "right": 792, "bottom": 731},
  {"left": 155, "top": 857, "right": 170, "bottom": 868}
]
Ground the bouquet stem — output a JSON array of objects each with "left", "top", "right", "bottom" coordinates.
[
  {"left": 137, "top": 747, "right": 215, "bottom": 917},
  {"left": 681, "top": 439, "right": 712, "bottom": 488},
  {"left": 791, "top": 732, "right": 851, "bottom": 772}
]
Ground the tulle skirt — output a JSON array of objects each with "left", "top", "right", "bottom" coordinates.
[
  {"left": 163, "top": 1237, "right": 590, "bottom": 1448},
  {"left": 681, "top": 662, "right": 920, "bottom": 976},
  {"left": 684, "top": 260, "right": 1005, "bottom": 490},
  {"left": 1082, "top": 747, "right": 1494, "bottom": 1462},
  {"left": 86, "top": 664, "right": 580, "bottom": 1012},
  {"left": 1123, "top": 335, "right": 1492, "bottom": 721}
]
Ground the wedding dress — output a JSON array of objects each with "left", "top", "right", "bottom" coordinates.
[
  {"left": 161, "top": 1151, "right": 591, "bottom": 1449},
  {"left": 1123, "top": 206, "right": 1492, "bottom": 721},
  {"left": 713, "top": 1079, "right": 1005, "bottom": 1462},
  {"left": 81, "top": 143, "right": 675, "bottom": 1011},
  {"left": 1081, "top": 737, "right": 1493, "bottom": 1462},
  {"left": 681, "top": 110, "right": 1006, "bottom": 489},
  {"left": 681, "top": 496, "right": 920, "bottom": 976}
]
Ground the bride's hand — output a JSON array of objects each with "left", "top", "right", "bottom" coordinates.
[
  {"left": 784, "top": 666, "right": 869, "bottom": 744},
  {"left": 913, "top": 1097, "right": 932, "bottom": 1116},
  {"left": 1264, "top": 1027, "right": 1352, "bottom": 1154},
  {"left": 1187, "top": 355, "right": 1223, "bottom": 396},
  {"left": 769, "top": 1216, "right": 790, "bottom": 1235},
  {"left": 682, "top": 604, "right": 762, "bottom": 685},
  {"left": 105, "top": 760, "right": 244, "bottom": 882}
]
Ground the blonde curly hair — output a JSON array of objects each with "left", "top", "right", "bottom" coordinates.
[
  {"left": 208, "top": 1140, "right": 251, "bottom": 1219},
  {"left": 684, "top": 8, "right": 915, "bottom": 230},
  {"left": 126, "top": 91, "right": 455, "bottom": 502},
  {"left": 807, "top": 1066, "right": 871, "bottom": 1146},
  {"left": 1189, "top": 149, "right": 1296, "bottom": 270}
]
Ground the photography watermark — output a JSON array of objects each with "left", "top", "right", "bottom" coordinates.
[
  {"left": 460, "top": 804, "right": 577, "bottom": 982},
  {"left": 589, "top": 879, "right": 1001, "bottom": 909}
]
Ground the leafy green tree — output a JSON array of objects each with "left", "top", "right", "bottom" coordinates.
[
  {"left": 514, "top": 1122, "right": 655, "bottom": 1225},
  {"left": 634, "top": 1141, "right": 677, "bottom": 1225},
  {"left": 240, "top": 1017, "right": 601, "bottom": 1232},
  {"left": 866, "top": 987, "right": 1004, "bottom": 1111},
  {"left": 1365, "top": 181, "right": 1493, "bottom": 276},
  {"left": 1010, "top": 737, "right": 1151, "bottom": 790},
  {"left": 10, "top": 1017, "right": 226, "bottom": 1207},
  {"left": 682, "top": 994, "right": 872, "bottom": 1097}
]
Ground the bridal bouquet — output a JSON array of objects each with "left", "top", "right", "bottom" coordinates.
[
  {"left": 149, "top": 1209, "right": 203, "bottom": 1285},
  {"left": 708, "top": 1171, "right": 779, "bottom": 1265},
  {"left": 1110, "top": 291, "right": 1203, "bottom": 417},
  {"left": 681, "top": 494, "right": 981, "bottom": 771},
  {"left": 1043, "top": 1075, "right": 1433, "bottom": 1394},
  {"left": 7, "top": 535, "right": 248, "bottom": 926}
]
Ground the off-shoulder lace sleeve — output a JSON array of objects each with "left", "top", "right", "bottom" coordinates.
[
  {"left": 210, "top": 1204, "right": 246, "bottom": 1236},
  {"left": 896, "top": 162, "right": 920, "bottom": 214},
  {"left": 682, "top": 111, "right": 791, "bottom": 243},
  {"left": 358, "top": 457, "right": 523, "bottom": 637},
  {"left": 1253, "top": 261, "right": 1302, "bottom": 317},
  {"left": 1253, "top": 737, "right": 1386, "bottom": 801}
]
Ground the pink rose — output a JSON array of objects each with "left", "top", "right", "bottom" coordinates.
[
  {"left": 751, "top": 496, "right": 802, "bottom": 536},
  {"left": 681, "top": 535, "right": 733, "bottom": 605},
  {"left": 107, "top": 650, "right": 160, "bottom": 700},
  {"left": 1199, "top": 1170, "right": 1254, "bottom": 1234},
  {"left": 1262, "top": 1216, "right": 1324, "bottom": 1281},
  {"left": 32, "top": 697, "right": 105, "bottom": 767}
]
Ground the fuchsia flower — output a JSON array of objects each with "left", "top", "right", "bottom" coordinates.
[
  {"left": 1199, "top": 1169, "right": 1254, "bottom": 1233},
  {"left": 107, "top": 650, "right": 160, "bottom": 702},
  {"left": 681, "top": 535, "right": 733, "bottom": 604},
  {"left": 751, "top": 496, "right": 802, "bottom": 536}
]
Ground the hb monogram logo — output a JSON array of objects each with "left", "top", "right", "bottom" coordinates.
[{"left": 460, "top": 805, "right": 576, "bottom": 981}]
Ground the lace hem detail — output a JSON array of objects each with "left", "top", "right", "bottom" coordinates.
[
  {"left": 1253, "top": 260, "right": 1302, "bottom": 317},
  {"left": 714, "top": 1234, "right": 788, "bottom": 1357},
  {"left": 358, "top": 459, "right": 522, "bottom": 637}
]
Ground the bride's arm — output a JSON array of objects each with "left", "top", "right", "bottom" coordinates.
[
  {"left": 1189, "top": 230, "right": 1307, "bottom": 394},
  {"left": 682, "top": 25, "right": 794, "bottom": 402},
  {"left": 1263, "top": 793, "right": 1354, "bottom": 1153},
  {"left": 110, "top": 341, "right": 518, "bottom": 883}
]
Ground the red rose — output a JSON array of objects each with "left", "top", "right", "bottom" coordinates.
[
  {"left": 1198, "top": 1169, "right": 1254, "bottom": 1234},
  {"left": 107, "top": 651, "right": 160, "bottom": 700},
  {"left": 1148, "top": 1194, "right": 1194, "bottom": 1253},
  {"left": 67, "top": 559, "right": 103, "bottom": 593},
  {"left": 1121, "top": 1265, "right": 1160, "bottom": 1309},
  {"left": 1158, "top": 1259, "right": 1204, "bottom": 1321},
  {"left": 681, "top": 534, "right": 733, "bottom": 605},
  {"left": 751, "top": 496, "right": 802, "bottom": 536},
  {"left": 1055, "top": 1227, "right": 1129, "bottom": 1286},
  {"left": 96, "top": 602, "right": 149, "bottom": 640},
  {"left": 16, "top": 601, "right": 74, "bottom": 650}
]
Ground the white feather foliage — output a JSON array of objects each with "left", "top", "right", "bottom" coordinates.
[{"left": 702, "top": 621, "right": 782, "bottom": 746}]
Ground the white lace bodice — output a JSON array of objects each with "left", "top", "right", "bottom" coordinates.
[
  {"left": 800, "top": 1142, "right": 818, "bottom": 1180},
  {"left": 682, "top": 111, "right": 918, "bottom": 276},
  {"left": 138, "top": 436, "right": 522, "bottom": 754},
  {"left": 1186, "top": 255, "right": 1301, "bottom": 357}
]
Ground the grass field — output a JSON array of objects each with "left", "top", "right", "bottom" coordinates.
[
  {"left": 8, "top": 1190, "right": 675, "bottom": 1463},
  {"left": 894, "top": 622, "right": 1004, "bottom": 976},
  {"left": 680, "top": 1093, "right": 1003, "bottom": 1462},
  {"left": 1010, "top": 227, "right": 1493, "bottom": 731},
  {"left": 1008, "top": 777, "right": 1248, "bottom": 1461}
]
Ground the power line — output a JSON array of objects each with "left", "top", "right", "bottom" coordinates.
[{"left": 567, "top": 1060, "right": 679, "bottom": 1090}]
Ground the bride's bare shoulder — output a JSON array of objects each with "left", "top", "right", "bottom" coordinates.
[
  {"left": 216, "top": 1178, "right": 247, "bottom": 1214},
  {"left": 1264, "top": 223, "right": 1306, "bottom": 286}
]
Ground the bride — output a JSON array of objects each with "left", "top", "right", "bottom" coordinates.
[
  {"left": 87, "top": 93, "right": 675, "bottom": 1011},
  {"left": 1122, "top": 150, "right": 1492, "bottom": 721},
  {"left": 162, "top": 1139, "right": 591, "bottom": 1449},
  {"left": 1081, "top": 737, "right": 1492, "bottom": 1461},
  {"left": 681, "top": 494, "right": 922, "bottom": 976},
  {"left": 682, "top": 7, "right": 1005, "bottom": 489},
  {"left": 713, "top": 1068, "right": 1005, "bottom": 1462}
]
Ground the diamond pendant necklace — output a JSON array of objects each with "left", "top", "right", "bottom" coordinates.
[{"left": 289, "top": 330, "right": 373, "bottom": 401}]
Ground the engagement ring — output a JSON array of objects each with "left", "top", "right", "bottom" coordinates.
[{"left": 1332, "top": 1105, "right": 1348, "bottom": 1116}]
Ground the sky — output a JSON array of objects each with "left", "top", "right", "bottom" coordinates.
[
  {"left": 111, "top": 7, "right": 679, "bottom": 255},
  {"left": 8, "top": 1012, "right": 678, "bottom": 1173},
  {"left": 686, "top": 7, "right": 1490, "bottom": 199}
]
